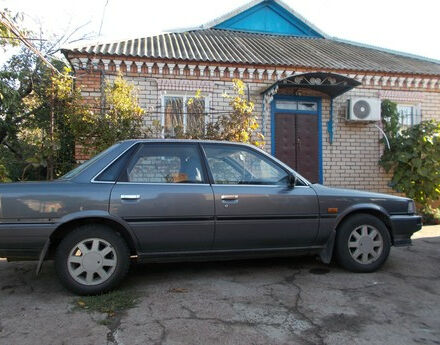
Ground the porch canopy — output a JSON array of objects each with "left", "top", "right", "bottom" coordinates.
[
  {"left": 261, "top": 72, "right": 361, "bottom": 98},
  {"left": 260, "top": 72, "right": 361, "bottom": 145}
]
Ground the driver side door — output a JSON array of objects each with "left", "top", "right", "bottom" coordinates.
[{"left": 202, "top": 144, "right": 319, "bottom": 250}]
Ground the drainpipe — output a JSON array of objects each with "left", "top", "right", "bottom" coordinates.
[
  {"left": 326, "top": 98, "right": 334, "bottom": 145},
  {"left": 262, "top": 100, "right": 266, "bottom": 136}
]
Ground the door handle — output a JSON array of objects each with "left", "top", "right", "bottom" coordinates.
[
  {"left": 120, "top": 194, "right": 141, "bottom": 200},
  {"left": 221, "top": 195, "right": 239, "bottom": 201}
]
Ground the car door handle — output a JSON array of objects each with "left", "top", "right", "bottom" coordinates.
[
  {"left": 221, "top": 195, "right": 239, "bottom": 201},
  {"left": 120, "top": 194, "right": 141, "bottom": 200}
]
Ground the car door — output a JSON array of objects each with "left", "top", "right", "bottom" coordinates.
[
  {"left": 109, "top": 143, "right": 215, "bottom": 253},
  {"left": 201, "top": 143, "right": 319, "bottom": 250}
]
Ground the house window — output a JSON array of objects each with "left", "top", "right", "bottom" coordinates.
[
  {"left": 163, "top": 95, "right": 207, "bottom": 137},
  {"left": 275, "top": 100, "right": 297, "bottom": 110},
  {"left": 275, "top": 100, "right": 318, "bottom": 112},
  {"left": 397, "top": 104, "right": 421, "bottom": 126},
  {"left": 298, "top": 101, "right": 317, "bottom": 111}
]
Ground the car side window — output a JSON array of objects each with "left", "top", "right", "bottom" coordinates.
[
  {"left": 203, "top": 145, "right": 288, "bottom": 185},
  {"left": 120, "top": 144, "right": 205, "bottom": 184},
  {"left": 207, "top": 157, "right": 243, "bottom": 184}
]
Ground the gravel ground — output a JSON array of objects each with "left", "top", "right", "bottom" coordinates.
[{"left": 0, "top": 226, "right": 439, "bottom": 345}]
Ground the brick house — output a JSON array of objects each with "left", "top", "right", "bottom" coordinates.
[{"left": 62, "top": 0, "right": 440, "bottom": 194}]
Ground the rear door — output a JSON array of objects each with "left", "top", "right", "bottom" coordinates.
[
  {"left": 109, "top": 143, "right": 215, "bottom": 253},
  {"left": 202, "top": 144, "right": 319, "bottom": 250}
]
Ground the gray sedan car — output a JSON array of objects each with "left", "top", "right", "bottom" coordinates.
[{"left": 0, "top": 140, "right": 422, "bottom": 294}]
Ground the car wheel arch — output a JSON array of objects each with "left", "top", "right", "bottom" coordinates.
[
  {"left": 320, "top": 206, "right": 394, "bottom": 265},
  {"left": 48, "top": 216, "right": 139, "bottom": 258},
  {"left": 335, "top": 207, "right": 394, "bottom": 244}
]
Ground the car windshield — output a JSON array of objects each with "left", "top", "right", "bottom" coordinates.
[{"left": 59, "top": 143, "right": 121, "bottom": 180}]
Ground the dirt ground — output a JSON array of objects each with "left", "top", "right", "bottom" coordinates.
[{"left": 0, "top": 226, "right": 439, "bottom": 345}]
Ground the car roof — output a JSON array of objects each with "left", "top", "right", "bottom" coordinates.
[{"left": 119, "top": 139, "right": 257, "bottom": 147}]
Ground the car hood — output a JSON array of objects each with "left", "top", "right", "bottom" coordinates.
[
  {"left": 310, "top": 184, "right": 411, "bottom": 215},
  {"left": 311, "top": 184, "right": 409, "bottom": 201}
]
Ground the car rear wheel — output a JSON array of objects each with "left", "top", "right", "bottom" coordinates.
[
  {"left": 335, "top": 214, "right": 391, "bottom": 272},
  {"left": 55, "top": 225, "right": 130, "bottom": 295}
]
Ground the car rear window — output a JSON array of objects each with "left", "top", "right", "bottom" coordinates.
[
  {"left": 95, "top": 144, "right": 139, "bottom": 182},
  {"left": 59, "top": 143, "right": 122, "bottom": 180}
]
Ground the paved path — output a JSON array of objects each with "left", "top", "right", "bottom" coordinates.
[{"left": 0, "top": 226, "right": 439, "bottom": 345}]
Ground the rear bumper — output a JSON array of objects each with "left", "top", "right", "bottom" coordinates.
[
  {"left": 0, "top": 223, "right": 54, "bottom": 260},
  {"left": 390, "top": 214, "right": 422, "bottom": 246}
]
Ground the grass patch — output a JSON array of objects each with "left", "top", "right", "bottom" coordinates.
[{"left": 74, "top": 290, "right": 138, "bottom": 316}]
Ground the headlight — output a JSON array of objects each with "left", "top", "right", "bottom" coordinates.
[{"left": 408, "top": 200, "right": 416, "bottom": 214}]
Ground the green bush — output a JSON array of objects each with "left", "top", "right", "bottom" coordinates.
[
  {"left": 380, "top": 100, "right": 440, "bottom": 207},
  {"left": 421, "top": 206, "right": 440, "bottom": 225},
  {"left": 0, "top": 163, "right": 10, "bottom": 182}
]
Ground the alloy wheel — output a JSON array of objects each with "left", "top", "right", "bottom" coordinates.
[
  {"left": 67, "top": 238, "right": 118, "bottom": 286},
  {"left": 348, "top": 225, "right": 384, "bottom": 265}
]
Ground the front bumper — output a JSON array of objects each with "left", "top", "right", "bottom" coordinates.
[{"left": 390, "top": 214, "right": 422, "bottom": 246}]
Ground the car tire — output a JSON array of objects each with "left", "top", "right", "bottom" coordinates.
[
  {"left": 335, "top": 213, "right": 391, "bottom": 273},
  {"left": 55, "top": 224, "right": 130, "bottom": 295}
]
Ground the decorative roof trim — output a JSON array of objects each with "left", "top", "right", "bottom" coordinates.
[
  {"left": 378, "top": 90, "right": 425, "bottom": 102},
  {"left": 68, "top": 57, "right": 440, "bottom": 91}
]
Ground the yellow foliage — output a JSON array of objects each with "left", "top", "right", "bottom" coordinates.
[
  {"left": 70, "top": 73, "right": 147, "bottom": 154},
  {"left": 206, "top": 79, "right": 264, "bottom": 148}
]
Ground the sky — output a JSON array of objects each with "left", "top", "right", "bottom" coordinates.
[{"left": 2, "top": 0, "right": 440, "bottom": 62}]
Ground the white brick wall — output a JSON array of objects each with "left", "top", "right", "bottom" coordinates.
[{"left": 80, "top": 68, "right": 440, "bottom": 195}]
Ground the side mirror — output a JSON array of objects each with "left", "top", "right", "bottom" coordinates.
[{"left": 287, "top": 173, "right": 297, "bottom": 188}]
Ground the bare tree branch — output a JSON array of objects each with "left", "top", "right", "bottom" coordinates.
[{"left": 44, "top": 20, "right": 94, "bottom": 57}]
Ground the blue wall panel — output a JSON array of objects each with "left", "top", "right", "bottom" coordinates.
[{"left": 214, "top": 1, "right": 322, "bottom": 37}]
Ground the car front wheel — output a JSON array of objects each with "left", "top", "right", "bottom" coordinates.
[
  {"left": 335, "top": 214, "right": 391, "bottom": 272},
  {"left": 55, "top": 225, "right": 130, "bottom": 295}
]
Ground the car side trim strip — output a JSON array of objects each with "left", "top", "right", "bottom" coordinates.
[
  {"left": 124, "top": 216, "right": 215, "bottom": 222},
  {"left": 123, "top": 214, "right": 337, "bottom": 222},
  {"left": 217, "top": 215, "right": 319, "bottom": 220}
]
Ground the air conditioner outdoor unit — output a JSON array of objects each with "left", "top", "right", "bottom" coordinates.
[{"left": 347, "top": 97, "right": 381, "bottom": 121}]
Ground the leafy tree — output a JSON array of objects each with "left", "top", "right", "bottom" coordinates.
[
  {"left": 71, "top": 73, "right": 145, "bottom": 155},
  {"left": 25, "top": 64, "right": 81, "bottom": 179},
  {"left": 0, "top": 50, "right": 43, "bottom": 180},
  {"left": 0, "top": 9, "right": 24, "bottom": 49},
  {"left": 0, "top": 50, "right": 79, "bottom": 180},
  {"left": 0, "top": 12, "right": 95, "bottom": 181},
  {"left": 0, "top": 163, "right": 10, "bottom": 182},
  {"left": 380, "top": 100, "right": 440, "bottom": 208}
]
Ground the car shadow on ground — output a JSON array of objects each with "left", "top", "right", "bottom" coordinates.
[
  {"left": 126, "top": 255, "right": 331, "bottom": 285},
  {"left": 0, "top": 253, "right": 335, "bottom": 297},
  {"left": 0, "top": 232, "right": 439, "bottom": 297}
]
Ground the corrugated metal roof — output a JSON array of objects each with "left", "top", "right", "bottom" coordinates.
[{"left": 64, "top": 29, "right": 440, "bottom": 76}]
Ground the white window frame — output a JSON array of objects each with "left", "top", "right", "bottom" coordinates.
[
  {"left": 160, "top": 92, "right": 210, "bottom": 137},
  {"left": 396, "top": 103, "right": 422, "bottom": 126}
]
